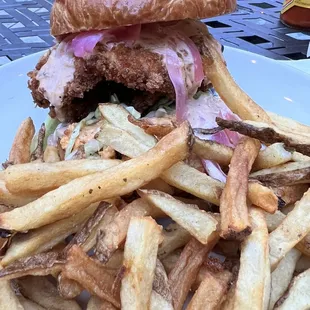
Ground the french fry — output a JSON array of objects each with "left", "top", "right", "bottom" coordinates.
[
  {"left": 63, "top": 245, "right": 120, "bottom": 308},
  {"left": 82, "top": 205, "right": 118, "bottom": 253},
  {"left": 0, "top": 180, "right": 37, "bottom": 207},
  {"left": 221, "top": 283, "right": 236, "bottom": 310},
  {"left": 161, "top": 249, "right": 181, "bottom": 274},
  {"left": 4, "top": 159, "right": 121, "bottom": 196},
  {"left": 216, "top": 118, "right": 310, "bottom": 156},
  {"left": 150, "top": 259, "right": 173, "bottom": 310},
  {"left": 220, "top": 137, "right": 261, "bottom": 240},
  {"left": 0, "top": 278, "right": 24, "bottom": 310},
  {"left": 201, "top": 34, "right": 271, "bottom": 123},
  {"left": 233, "top": 208, "right": 270, "bottom": 310},
  {"left": 17, "top": 276, "right": 81, "bottom": 310},
  {"left": 94, "top": 114, "right": 278, "bottom": 213},
  {"left": 265, "top": 209, "right": 310, "bottom": 257},
  {"left": 267, "top": 111, "right": 310, "bottom": 137},
  {"left": 272, "top": 184, "right": 309, "bottom": 206},
  {"left": 95, "top": 198, "right": 164, "bottom": 263},
  {"left": 292, "top": 151, "right": 310, "bottom": 162},
  {"left": 187, "top": 269, "right": 232, "bottom": 310},
  {"left": 87, "top": 296, "right": 117, "bottom": 310},
  {"left": 0, "top": 252, "right": 64, "bottom": 281},
  {"left": 193, "top": 137, "right": 233, "bottom": 166},
  {"left": 0, "top": 122, "right": 190, "bottom": 231},
  {"left": 57, "top": 273, "right": 83, "bottom": 299},
  {"left": 253, "top": 143, "right": 292, "bottom": 171},
  {"left": 161, "top": 162, "right": 223, "bottom": 206},
  {"left": 274, "top": 268, "right": 310, "bottom": 309},
  {"left": 1, "top": 203, "right": 98, "bottom": 266},
  {"left": 99, "top": 103, "right": 157, "bottom": 147},
  {"left": 158, "top": 222, "right": 191, "bottom": 259},
  {"left": 128, "top": 115, "right": 176, "bottom": 138},
  {"left": 251, "top": 161, "right": 310, "bottom": 186},
  {"left": 139, "top": 189, "right": 218, "bottom": 244},
  {"left": 168, "top": 235, "right": 220, "bottom": 310},
  {"left": 269, "top": 248, "right": 301, "bottom": 310},
  {"left": 63, "top": 202, "right": 110, "bottom": 255},
  {"left": 8, "top": 117, "right": 35, "bottom": 165},
  {"left": 96, "top": 122, "right": 151, "bottom": 158},
  {"left": 269, "top": 188, "right": 310, "bottom": 269},
  {"left": 265, "top": 210, "right": 285, "bottom": 232},
  {"left": 141, "top": 178, "right": 174, "bottom": 196},
  {"left": 17, "top": 295, "right": 45, "bottom": 310},
  {"left": 121, "top": 217, "right": 163, "bottom": 310},
  {"left": 43, "top": 145, "right": 60, "bottom": 163},
  {"left": 247, "top": 181, "right": 280, "bottom": 213}
]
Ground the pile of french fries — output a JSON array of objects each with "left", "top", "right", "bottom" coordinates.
[{"left": 2, "top": 44, "right": 310, "bottom": 310}]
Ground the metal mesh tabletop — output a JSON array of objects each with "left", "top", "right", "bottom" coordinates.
[{"left": 0, "top": 0, "right": 309, "bottom": 64}]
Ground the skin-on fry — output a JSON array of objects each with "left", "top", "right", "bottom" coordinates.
[
  {"left": 1, "top": 203, "right": 98, "bottom": 266},
  {"left": 139, "top": 189, "right": 218, "bottom": 244},
  {"left": 121, "top": 217, "right": 163, "bottom": 310},
  {"left": 201, "top": 33, "right": 271, "bottom": 123},
  {"left": 95, "top": 198, "right": 164, "bottom": 263},
  {"left": 269, "top": 248, "right": 301, "bottom": 310},
  {"left": 269, "top": 188, "right": 310, "bottom": 269},
  {"left": 158, "top": 222, "right": 191, "bottom": 259},
  {"left": 99, "top": 103, "right": 157, "bottom": 147},
  {"left": 63, "top": 245, "right": 120, "bottom": 308},
  {"left": 0, "top": 122, "right": 190, "bottom": 232},
  {"left": 30, "top": 123, "right": 45, "bottom": 162},
  {"left": 8, "top": 117, "right": 35, "bottom": 165},
  {"left": 187, "top": 269, "right": 232, "bottom": 310},
  {"left": 216, "top": 117, "right": 310, "bottom": 156},
  {"left": 17, "top": 276, "right": 81, "bottom": 310},
  {"left": 128, "top": 115, "right": 176, "bottom": 138},
  {"left": 168, "top": 235, "right": 220, "bottom": 310},
  {"left": 0, "top": 252, "right": 64, "bottom": 281},
  {"left": 250, "top": 161, "right": 310, "bottom": 186},
  {"left": 63, "top": 202, "right": 110, "bottom": 255},
  {"left": 0, "top": 180, "right": 37, "bottom": 207},
  {"left": 4, "top": 159, "right": 121, "bottom": 196},
  {"left": 82, "top": 205, "right": 118, "bottom": 253},
  {"left": 87, "top": 296, "right": 117, "bottom": 310},
  {"left": 267, "top": 111, "right": 310, "bottom": 137},
  {"left": 253, "top": 143, "right": 292, "bottom": 171},
  {"left": 274, "top": 268, "right": 310, "bottom": 309},
  {"left": 272, "top": 184, "right": 309, "bottom": 206},
  {"left": 150, "top": 259, "right": 173, "bottom": 310},
  {"left": 234, "top": 208, "right": 270, "bottom": 310},
  {"left": 0, "top": 278, "right": 24, "bottom": 310},
  {"left": 220, "top": 137, "right": 261, "bottom": 241},
  {"left": 57, "top": 273, "right": 83, "bottom": 299}
]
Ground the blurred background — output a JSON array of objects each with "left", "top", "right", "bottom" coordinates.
[{"left": 0, "top": 0, "right": 309, "bottom": 65}]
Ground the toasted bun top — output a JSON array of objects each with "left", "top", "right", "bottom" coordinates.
[{"left": 51, "top": 0, "right": 236, "bottom": 37}]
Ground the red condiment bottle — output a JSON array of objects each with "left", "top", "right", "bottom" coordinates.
[{"left": 280, "top": 0, "right": 310, "bottom": 30}]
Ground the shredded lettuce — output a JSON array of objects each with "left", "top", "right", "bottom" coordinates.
[{"left": 43, "top": 116, "right": 60, "bottom": 149}]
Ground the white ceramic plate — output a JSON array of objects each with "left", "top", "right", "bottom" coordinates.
[{"left": 0, "top": 46, "right": 310, "bottom": 164}]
